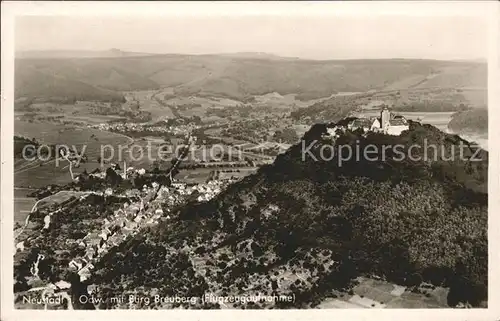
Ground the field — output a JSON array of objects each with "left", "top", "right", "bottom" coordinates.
[
  {"left": 14, "top": 188, "right": 37, "bottom": 225},
  {"left": 14, "top": 121, "right": 133, "bottom": 187},
  {"left": 125, "top": 90, "right": 175, "bottom": 122},
  {"left": 317, "top": 277, "right": 449, "bottom": 309},
  {"left": 35, "top": 190, "right": 90, "bottom": 208},
  {"left": 14, "top": 188, "right": 87, "bottom": 225},
  {"left": 177, "top": 168, "right": 214, "bottom": 184},
  {"left": 15, "top": 160, "right": 102, "bottom": 188},
  {"left": 15, "top": 121, "right": 132, "bottom": 150},
  {"left": 15, "top": 112, "right": 127, "bottom": 125},
  {"left": 218, "top": 167, "right": 258, "bottom": 180},
  {"left": 177, "top": 167, "right": 258, "bottom": 184}
]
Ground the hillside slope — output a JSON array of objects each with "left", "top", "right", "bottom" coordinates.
[
  {"left": 88, "top": 121, "right": 487, "bottom": 309},
  {"left": 15, "top": 65, "right": 126, "bottom": 103},
  {"left": 448, "top": 108, "right": 488, "bottom": 135},
  {"left": 15, "top": 55, "right": 487, "bottom": 103},
  {"left": 16, "top": 49, "right": 159, "bottom": 59}
]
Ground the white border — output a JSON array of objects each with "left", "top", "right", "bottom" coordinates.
[
  {"left": 0, "top": 1, "right": 497, "bottom": 16},
  {"left": 1, "top": 2, "right": 499, "bottom": 321}
]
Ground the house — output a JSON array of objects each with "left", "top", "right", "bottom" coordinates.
[
  {"left": 172, "top": 182, "right": 186, "bottom": 189},
  {"left": 99, "top": 227, "right": 111, "bottom": 241},
  {"left": 85, "top": 247, "right": 96, "bottom": 260},
  {"left": 43, "top": 214, "right": 51, "bottom": 229},
  {"left": 126, "top": 204, "right": 140, "bottom": 216},
  {"left": 68, "top": 260, "right": 82, "bottom": 271},
  {"left": 386, "top": 119, "right": 409, "bottom": 136},
  {"left": 125, "top": 220, "right": 138, "bottom": 230},
  {"left": 55, "top": 280, "right": 71, "bottom": 290},
  {"left": 84, "top": 232, "right": 102, "bottom": 248},
  {"left": 78, "top": 267, "right": 92, "bottom": 282},
  {"left": 15, "top": 241, "right": 25, "bottom": 253},
  {"left": 115, "top": 217, "right": 127, "bottom": 228},
  {"left": 87, "top": 284, "right": 97, "bottom": 295},
  {"left": 107, "top": 234, "right": 122, "bottom": 247},
  {"left": 68, "top": 258, "right": 88, "bottom": 271},
  {"left": 370, "top": 118, "right": 381, "bottom": 131},
  {"left": 97, "top": 242, "right": 108, "bottom": 254}
]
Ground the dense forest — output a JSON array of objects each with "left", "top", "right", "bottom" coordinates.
[
  {"left": 448, "top": 109, "right": 488, "bottom": 135},
  {"left": 87, "top": 120, "right": 487, "bottom": 308},
  {"left": 14, "top": 136, "right": 56, "bottom": 159},
  {"left": 290, "top": 93, "right": 374, "bottom": 124}
]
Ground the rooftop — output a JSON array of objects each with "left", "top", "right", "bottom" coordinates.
[
  {"left": 350, "top": 118, "right": 373, "bottom": 127},
  {"left": 388, "top": 119, "right": 408, "bottom": 126}
]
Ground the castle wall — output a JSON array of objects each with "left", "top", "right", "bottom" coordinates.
[{"left": 387, "top": 125, "right": 409, "bottom": 136}]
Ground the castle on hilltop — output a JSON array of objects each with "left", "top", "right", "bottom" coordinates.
[{"left": 347, "top": 106, "right": 409, "bottom": 136}]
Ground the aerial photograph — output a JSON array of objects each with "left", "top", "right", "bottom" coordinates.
[{"left": 11, "top": 14, "right": 488, "bottom": 310}]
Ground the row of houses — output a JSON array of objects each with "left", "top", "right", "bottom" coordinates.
[
  {"left": 90, "top": 121, "right": 198, "bottom": 137},
  {"left": 64, "top": 177, "right": 232, "bottom": 283}
]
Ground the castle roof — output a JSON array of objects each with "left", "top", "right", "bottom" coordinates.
[
  {"left": 350, "top": 118, "right": 372, "bottom": 127},
  {"left": 388, "top": 119, "right": 407, "bottom": 126}
]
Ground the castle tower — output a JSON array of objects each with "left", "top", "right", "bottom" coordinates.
[{"left": 381, "top": 106, "right": 391, "bottom": 133}]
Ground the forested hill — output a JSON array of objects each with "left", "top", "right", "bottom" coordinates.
[
  {"left": 91, "top": 121, "right": 488, "bottom": 309},
  {"left": 15, "top": 55, "right": 486, "bottom": 103},
  {"left": 448, "top": 108, "right": 488, "bottom": 135},
  {"left": 15, "top": 66, "right": 126, "bottom": 104}
]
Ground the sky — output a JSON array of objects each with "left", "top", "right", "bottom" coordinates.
[{"left": 15, "top": 15, "right": 489, "bottom": 60}]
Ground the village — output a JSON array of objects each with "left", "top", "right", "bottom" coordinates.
[
  {"left": 14, "top": 163, "right": 239, "bottom": 309},
  {"left": 90, "top": 121, "right": 199, "bottom": 138},
  {"left": 13, "top": 128, "right": 245, "bottom": 309}
]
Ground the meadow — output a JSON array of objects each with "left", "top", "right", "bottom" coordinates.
[
  {"left": 125, "top": 90, "right": 175, "bottom": 122},
  {"left": 177, "top": 167, "right": 258, "bottom": 184},
  {"left": 317, "top": 277, "right": 448, "bottom": 309},
  {"left": 14, "top": 121, "right": 132, "bottom": 187},
  {"left": 14, "top": 188, "right": 37, "bottom": 225}
]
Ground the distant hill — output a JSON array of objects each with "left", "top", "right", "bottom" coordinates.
[
  {"left": 291, "top": 93, "right": 373, "bottom": 123},
  {"left": 448, "top": 108, "right": 488, "bottom": 135},
  {"left": 15, "top": 54, "right": 487, "bottom": 104},
  {"left": 16, "top": 49, "right": 159, "bottom": 59},
  {"left": 15, "top": 65, "right": 126, "bottom": 104},
  {"left": 216, "top": 52, "right": 300, "bottom": 60}
]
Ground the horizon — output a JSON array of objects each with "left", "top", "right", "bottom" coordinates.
[
  {"left": 14, "top": 48, "right": 487, "bottom": 63},
  {"left": 15, "top": 16, "right": 488, "bottom": 61}
]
